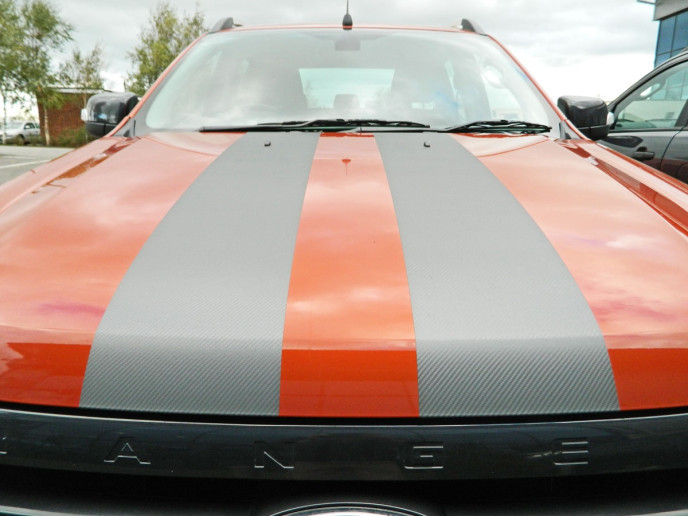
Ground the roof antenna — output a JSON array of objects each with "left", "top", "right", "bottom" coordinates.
[{"left": 342, "top": 0, "right": 353, "bottom": 30}]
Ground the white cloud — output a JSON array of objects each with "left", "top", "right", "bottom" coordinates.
[{"left": 53, "top": 0, "right": 658, "bottom": 102}]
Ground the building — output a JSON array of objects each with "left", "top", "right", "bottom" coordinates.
[
  {"left": 649, "top": 0, "right": 688, "bottom": 65},
  {"left": 37, "top": 88, "right": 103, "bottom": 146}
]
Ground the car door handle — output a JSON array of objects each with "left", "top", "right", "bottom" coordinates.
[{"left": 631, "top": 148, "right": 655, "bottom": 161}]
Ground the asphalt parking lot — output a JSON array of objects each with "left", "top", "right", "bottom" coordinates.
[{"left": 0, "top": 145, "right": 71, "bottom": 185}]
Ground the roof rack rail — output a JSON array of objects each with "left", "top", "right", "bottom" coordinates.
[
  {"left": 210, "top": 17, "right": 241, "bottom": 33},
  {"left": 458, "top": 19, "right": 485, "bottom": 35}
]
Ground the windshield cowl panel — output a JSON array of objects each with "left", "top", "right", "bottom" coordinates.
[{"left": 136, "top": 28, "right": 558, "bottom": 135}]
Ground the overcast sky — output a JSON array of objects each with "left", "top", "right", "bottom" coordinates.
[{"left": 55, "top": 0, "right": 658, "bottom": 104}]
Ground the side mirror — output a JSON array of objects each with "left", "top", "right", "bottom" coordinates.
[
  {"left": 557, "top": 95, "right": 609, "bottom": 140},
  {"left": 82, "top": 92, "right": 139, "bottom": 138}
]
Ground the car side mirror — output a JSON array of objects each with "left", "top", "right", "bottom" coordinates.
[
  {"left": 82, "top": 92, "right": 139, "bottom": 138},
  {"left": 557, "top": 95, "right": 609, "bottom": 140}
]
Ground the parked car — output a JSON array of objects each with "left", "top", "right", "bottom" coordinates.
[
  {"left": 1, "top": 15, "right": 688, "bottom": 515},
  {"left": 603, "top": 49, "right": 688, "bottom": 182},
  {"left": 1, "top": 120, "right": 40, "bottom": 145}
]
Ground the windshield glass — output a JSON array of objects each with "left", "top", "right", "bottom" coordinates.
[{"left": 142, "top": 28, "right": 555, "bottom": 131}]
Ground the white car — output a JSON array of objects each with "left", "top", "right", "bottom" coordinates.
[{"left": 1, "top": 121, "right": 40, "bottom": 145}]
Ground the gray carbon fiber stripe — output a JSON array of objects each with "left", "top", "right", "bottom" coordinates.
[
  {"left": 80, "top": 132, "right": 319, "bottom": 415},
  {"left": 376, "top": 133, "right": 619, "bottom": 416}
]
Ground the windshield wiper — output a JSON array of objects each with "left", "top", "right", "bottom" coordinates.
[
  {"left": 200, "top": 119, "right": 431, "bottom": 132},
  {"left": 442, "top": 120, "right": 552, "bottom": 134},
  {"left": 288, "top": 119, "right": 431, "bottom": 129}
]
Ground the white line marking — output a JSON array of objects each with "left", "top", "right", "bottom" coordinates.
[{"left": 0, "top": 159, "right": 49, "bottom": 170}]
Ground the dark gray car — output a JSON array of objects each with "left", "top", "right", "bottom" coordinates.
[{"left": 604, "top": 50, "right": 688, "bottom": 183}]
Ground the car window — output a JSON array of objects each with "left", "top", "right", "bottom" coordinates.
[
  {"left": 299, "top": 68, "right": 395, "bottom": 111},
  {"left": 142, "top": 29, "right": 555, "bottom": 131},
  {"left": 613, "top": 60, "right": 688, "bottom": 131}
]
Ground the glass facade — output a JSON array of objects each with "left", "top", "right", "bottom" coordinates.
[{"left": 656, "top": 9, "right": 688, "bottom": 65}]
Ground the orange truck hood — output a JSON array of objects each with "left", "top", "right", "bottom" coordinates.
[{"left": 1, "top": 132, "right": 687, "bottom": 416}]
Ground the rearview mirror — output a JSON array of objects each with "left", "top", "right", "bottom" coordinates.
[
  {"left": 557, "top": 95, "right": 609, "bottom": 140},
  {"left": 82, "top": 92, "right": 139, "bottom": 138}
]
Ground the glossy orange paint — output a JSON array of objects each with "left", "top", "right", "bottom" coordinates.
[
  {"left": 460, "top": 134, "right": 688, "bottom": 411},
  {"left": 0, "top": 137, "right": 117, "bottom": 215},
  {"left": 0, "top": 327, "right": 92, "bottom": 405},
  {"left": 280, "top": 134, "right": 418, "bottom": 418},
  {"left": 0, "top": 133, "right": 243, "bottom": 406}
]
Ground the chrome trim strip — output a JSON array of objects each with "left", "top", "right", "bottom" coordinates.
[{"left": 0, "top": 407, "right": 686, "bottom": 480}]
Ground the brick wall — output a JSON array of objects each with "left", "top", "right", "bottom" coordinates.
[{"left": 38, "top": 93, "right": 89, "bottom": 145}]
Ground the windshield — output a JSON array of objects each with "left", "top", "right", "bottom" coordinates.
[{"left": 141, "top": 28, "right": 556, "bottom": 132}]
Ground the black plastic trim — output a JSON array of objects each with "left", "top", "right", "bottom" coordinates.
[
  {"left": 459, "top": 19, "right": 485, "bottom": 35},
  {"left": 210, "top": 17, "right": 236, "bottom": 32},
  {"left": 1, "top": 407, "right": 688, "bottom": 481},
  {"left": 4, "top": 466, "right": 688, "bottom": 515}
]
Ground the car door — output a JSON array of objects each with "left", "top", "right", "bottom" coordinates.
[
  {"left": 27, "top": 123, "right": 40, "bottom": 143},
  {"left": 21, "top": 123, "right": 32, "bottom": 143},
  {"left": 604, "top": 58, "right": 688, "bottom": 178},
  {"left": 24, "top": 123, "right": 36, "bottom": 143}
]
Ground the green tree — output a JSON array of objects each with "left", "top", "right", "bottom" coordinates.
[
  {"left": 14, "top": 0, "right": 73, "bottom": 145},
  {"left": 55, "top": 44, "right": 105, "bottom": 149},
  {"left": 126, "top": 2, "right": 206, "bottom": 96},
  {"left": 0, "top": 0, "right": 21, "bottom": 141},
  {"left": 59, "top": 44, "right": 105, "bottom": 91}
]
